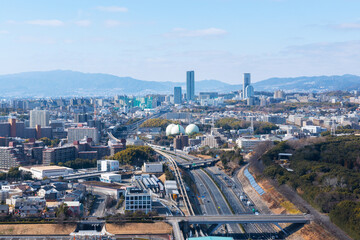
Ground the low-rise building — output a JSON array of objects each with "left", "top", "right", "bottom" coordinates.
[
  {"left": 100, "top": 173, "right": 122, "bottom": 183},
  {"left": 0, "top": 205, "right": 9, "bottom": 217},
  {"left": 97, "top": 159, "right": 119, "bottom": 172},
  {"left": 236, "top": 137, "right": 264, "bottom": 152},
  {"left": 64, "top": 201, "right": 83, "bottom": 217},
  {"left": 125, "top": 188, "right": 152, "bottom": 213},
  {"left": 165, "top": 180, "right": 178, "bottom": 200},
  {"left": 8, "top": 196, "right": 46, "bottom": 218},
  {"left": 28, "top": 166, "right": 74, "bottom": 179},
  {"left": 142, "top": 162, "right": 163, "bottom": 173}
]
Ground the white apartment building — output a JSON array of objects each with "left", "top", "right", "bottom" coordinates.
[
  {"left": 68, "top": 127, "right": 100, "bottom": 144},
  {"left": 30, "top": 109, "right": 50, "bottom": 128},
  {"left": 236, "top": 137, "right": 264, "bottom": 152}
]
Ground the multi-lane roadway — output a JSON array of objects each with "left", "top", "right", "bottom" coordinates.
[{"left": 166, "top": 149, "right": 284, "bottom": 239}]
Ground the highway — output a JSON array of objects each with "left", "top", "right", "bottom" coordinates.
[
  {"left": 193, "top": 169, "right": 243, "bottom": 234},
  {"left": 166, "top": 149, "right": 291, "bottom": 239},
  {"left": 206, "top": 167, "right": 278, "bottom": 239},
  {"left": 191, "top": 170, "right": 218, "bottom": 216},
  {"left": 150, "top": 145, "right": 311, "bottom": 239}
]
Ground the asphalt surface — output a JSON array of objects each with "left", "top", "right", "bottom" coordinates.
[
  {"left": 192, "top": 169, "right": 243, "bottom": 234},
  {"left": 207, "top": 166, "right": 279, "bottom": 239},
  {"left": 168, "top": 150, "right": 285, "bottom": 239}
]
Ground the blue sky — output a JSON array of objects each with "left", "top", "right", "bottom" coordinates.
[{"left": 1, "top": 0, "right": 360, "bottom": 84}]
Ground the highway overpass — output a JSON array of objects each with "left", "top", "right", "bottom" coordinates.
[
  {"left": 168, "top": 214, "right": 311, "bottom": 235},
  {"left": 178, "top": 159, "right": 219, "bottom": 169},
  {"left": 167, "top": 214, "right": 311, "bottom": 224}
]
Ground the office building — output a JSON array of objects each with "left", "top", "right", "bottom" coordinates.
[
  {"left": 97, "top": 159, "right": 119, "bottom": 172},
  {"left": 243, "top": 73, "right": 251, "bottom": 99},
  {"left": 30, "top": 110, "right": 49, "bottom": 128},
  {"left": 245, "top": 85, "right": 254, "bottom": 98},
  {"left": 125, "top": 188, "right": 152, "bottom": 213},
  {"left": 74, "top": 114, "right": 89, "bottom": 123},
  {"left": 68, "top": 127, "right": 100, "bottom": 144},
  {"left": 174, "top": 87, "right": 182, "bottom": 104},
  {"left": 186, "top": 71, "right": 195, "bottom": 101}
]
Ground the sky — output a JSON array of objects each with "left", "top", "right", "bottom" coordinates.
[{"left": 1, "top": 0, "right": 360, "bottom": 84}]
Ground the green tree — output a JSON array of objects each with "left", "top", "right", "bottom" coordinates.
[{"left": 111, "top": 146, "right": 155, "bottom": 166}]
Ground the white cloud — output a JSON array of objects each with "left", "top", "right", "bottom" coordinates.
[
  {"left": 25, "top": 19, "right": 64, "bottom": 27},
  {"left": 97, "top": 6, "right": 128, "bottom": 12},
  {"left": 75, "top": 20, "right": 91, "bottom": 27},
  {"left": 5, "top": 20, "right": 16, "bottom": 24},
  {"left": 104, "top": 20, "right": 125, "bottom": 27},
  {"left": 0, "top": 30, "right": 9, "bottom": 34},
  {"left": 18, "top": 36, "right": 57, "bottom": 44},
  {"left": 165, "top": 28, "right": 227, "bottom": 38},
  {"left": 333, "top": 22, "right": 360, "bottom": 30}
]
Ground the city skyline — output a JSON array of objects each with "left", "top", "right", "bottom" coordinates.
[{"left": 1, "top": 0, "right": 360, "bottom": 84}]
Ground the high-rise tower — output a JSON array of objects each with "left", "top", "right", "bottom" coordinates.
[
  {"left": 174, "top": 87, "right": 182, "bottom": 104},
  {"left": 243, "top": 73, "right": 251, "bottom": 99},
  {"left": 186, "top": 71, "right": 195, "bottom": 101}
]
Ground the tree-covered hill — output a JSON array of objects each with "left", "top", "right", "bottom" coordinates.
[{"left": 261, "top": 136, "right": 360, "bottom": 239}]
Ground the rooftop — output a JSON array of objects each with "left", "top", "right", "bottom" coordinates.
[{"left": 31, "top": 166, "right": 71, "bottom": 171}]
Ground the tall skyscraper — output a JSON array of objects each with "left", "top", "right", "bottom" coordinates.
[
  {"left": 186, "top": 71, "right": 195, "bottom": 101},
  {"left": 30, "top": 109, "right": 49, "bottom": 128},
  {"left": 243, "top": 73, "right": 251, "bottom": 99},
  {"left": 174, "top": 87, "right": 182, "bottom": 104}
]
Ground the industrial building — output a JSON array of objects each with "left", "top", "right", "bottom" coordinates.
[
  {"left": 142, "top": 162, "right": 163, "bottom": 173},
  {"left": 24, "top": 165, "right": 74, "bottom": 179}
]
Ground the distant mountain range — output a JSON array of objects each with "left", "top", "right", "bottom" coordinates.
[
  {"left": 0, "top": 70, "right": 359, "bottom": 97},
  {"left": 253, "top": 74, "right": 360, "bottom": 92}
]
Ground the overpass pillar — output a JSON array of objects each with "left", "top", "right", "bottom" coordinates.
[
  {"left": 208, "top": 223, "right": 222, "bottom": 235},
  {"left": 274, "top": 223, "right": 288, "bottom": 235}
]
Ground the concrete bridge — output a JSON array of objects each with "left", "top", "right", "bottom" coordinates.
[
  {"left": 178, "top": 158, "right": 218, "bottom": 169},
  {"left": 167, "top": 214, "right": 311, "bottom": 236}
]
